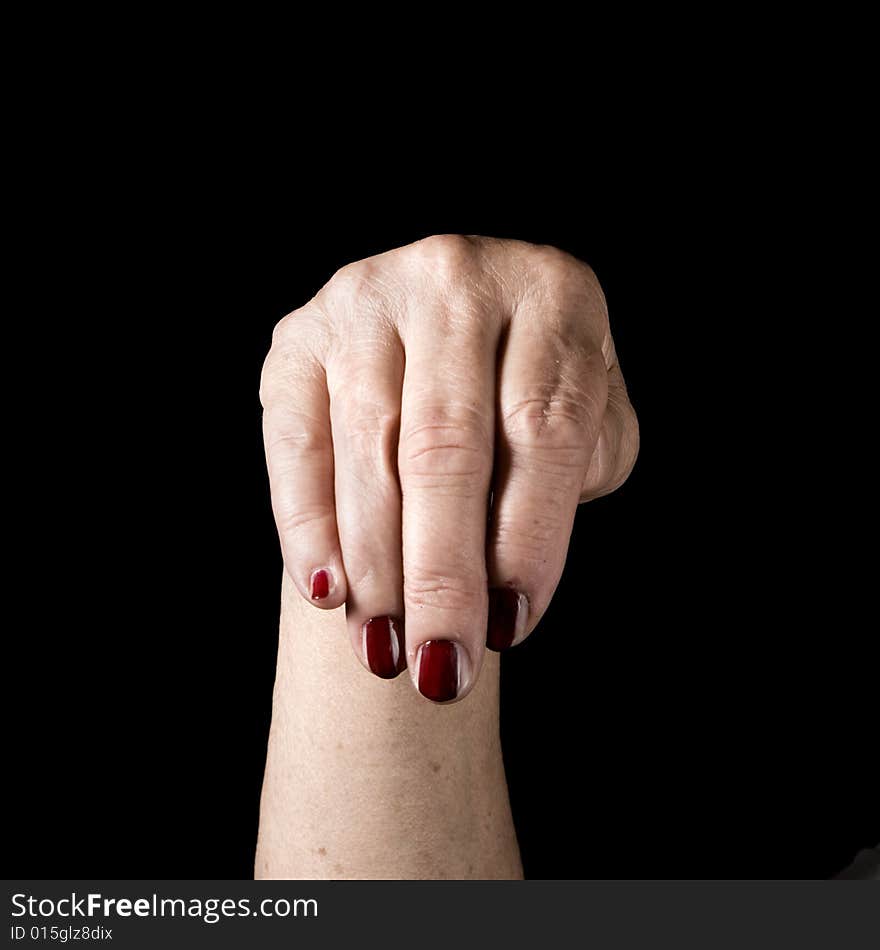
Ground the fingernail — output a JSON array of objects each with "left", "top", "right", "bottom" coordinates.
[
  {"left": 310, "top": 568, "right": 332, "bottom": 600},
  {"left": 363, "top": 616, "right": 406, "bottom": 679},
  {"left": 416, "top": 640, "right": 461, "bottom": 702},
  {"left": 487, "top": 588, "right": 529, "bottom": 651}
]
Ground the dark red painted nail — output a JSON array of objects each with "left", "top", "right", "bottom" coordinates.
[
  {"left": 487, "top": 587, "right": 528, "bottom": 652},
  {"left": 310, "top": 569, "right": 331, "bottom": 600},
  {"left": 417, "top": 640, "right": 460, "bottom": 702},
  {"left": 363, "top": 616, "right": 406, "bottom": 679}
]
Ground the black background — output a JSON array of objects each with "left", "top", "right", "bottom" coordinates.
[{"left": 8, "top": 155, "right": 876, "bottom": 880}]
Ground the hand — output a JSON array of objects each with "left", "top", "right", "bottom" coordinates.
[{"left": 259, "top": 235, "right": 639, "bottom": 703}]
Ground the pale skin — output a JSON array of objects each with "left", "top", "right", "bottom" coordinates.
[{"left": 255, "top": 236, "right": 639, "bottom": 878}]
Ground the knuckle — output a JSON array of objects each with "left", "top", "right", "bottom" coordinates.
[
  {"left": 270, "top": 309, "right": 298, "bottom": 346},
  {"left": 260, "top": 352, "right": 292, "bottom": 409},
  {"left": 404, "top": 565, "right": 485, "bottom": 613},
  {"left": 270, "top": 305, "right": 325, "bottom": 347},
  {"left": 521, "top": 245, "right": 609, "bottom": 338},
  {"left": 528, "top": 244, "right": 601, "bottom": 296},
  {"left": 408, "top": 234, "right": 478, "bottom": 277},
  {"left": 273, "top": 499, "right": 335, "bottom": 538},
  {"left": 608, "top": 403, "right": 641, "bottom": 490},
  {"left": 323, "top": 258, "right": 402, "bottom": 321},
  {"left": 329, "top": 366, "right": 402, "bottom": 472},
  {"left": 341, "top": 405, "right": 401, "bottom": 472},
  {"left": 258, "top": 352, "right": 277, "bottom": 409},
  {"left": 400, "top": 406, "right": 492, "bottom": 482},
  {"left": 404, "top": 236, "right": 500, "bottom": 335},
  {"left": 402, "top": 443, "right": 487, "bottom": 484},
  {"left": 329, "top": 257, "right": 374, "bottom": 290},
  {"left": 502, "top": 388, "right": 594, "bottom": 456},
  {"left": 401, "top": 439, "right": 490, "bottom": 485},
  {"left": 261, "top": 309, "right": 327, "bottom": 406},
  {"left": 582, "top": 400, "right": 640, "bottom": 499},
  {"left": 265, "top": 424, "right": 331, "bottom": 459}
]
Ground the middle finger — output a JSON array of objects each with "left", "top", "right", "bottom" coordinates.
[{"left": 398, "top": 295, "right": 500, "bottom": 703}]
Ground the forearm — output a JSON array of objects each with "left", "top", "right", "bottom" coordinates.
[{"left": 255, "top": 572, "right": 522, "bottom": 879}]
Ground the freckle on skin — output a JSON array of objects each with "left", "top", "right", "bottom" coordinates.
[
  {"left": 430, "top": 761, "right": 442, "bottom": 773},
  {"left": 317, "top": 847, "right": 327, "bottom": 856}
]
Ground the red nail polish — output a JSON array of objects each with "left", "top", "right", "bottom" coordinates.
[
  {"left": 363, "top": 616, "right": 406, "bottom": 679},
  {"left": 310, "top": 569, "right": 330, "bottom": 600},
  {"left": 417, "top": 640, "right": 460, "bottom": 702},
  {"left": 487, "top": 587, "right": 527, "bottom": 652}
]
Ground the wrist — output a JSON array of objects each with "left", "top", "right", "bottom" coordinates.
[{"left": 255, "top": 572, "right": 521, "bottom": 879}]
